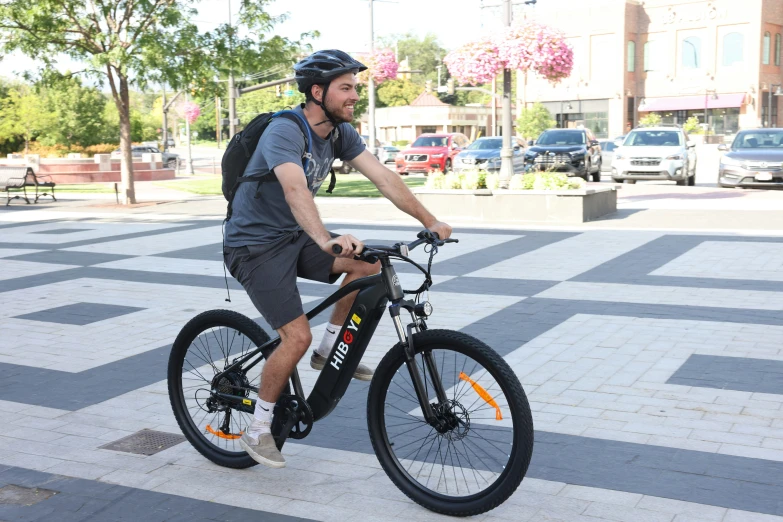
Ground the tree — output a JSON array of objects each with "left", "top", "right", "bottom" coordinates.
[
  {"left": 377, "top": 79, "right": 422, "bottom": 107},
  {"left": 41, "top": 76, "right": 108, "bottom": 147},
  {"left": 0, "top": 86, "right": 56, "bottom": 153},
  {"left": 516, "top": 103, "right": 556, "bottom": 141},
  {"left": 380, "top": 33, "right": 448, "bottom": 87},
  {"left": 0, "top": 0, "right": 309, "bottom": 203}
]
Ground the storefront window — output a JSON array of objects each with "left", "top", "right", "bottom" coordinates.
[
  {"left": 723, "top": 32, "right": 744, "bottom": 66},
  {"left": 682, "top": 37, "right": 701, "bottom": 69},
  {"left": 627, "top": 41, "right": 635, "bottom": 72},
  {"left": 584, "top": 112, "right": 608, "bottom": 138},
  {"left": 763, "top": 32, "right": 771, "bottom": 65},
  {"left": 712, "top": 108, "right": 740, "bottom": 135}
]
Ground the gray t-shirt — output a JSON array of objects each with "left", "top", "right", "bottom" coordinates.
[{"left": 225, "top": 106, "right": 365, "bottom": 246}]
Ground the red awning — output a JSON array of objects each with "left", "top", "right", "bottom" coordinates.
[{"left": 639, "top": 93, "right": 746, "bottom": 112}]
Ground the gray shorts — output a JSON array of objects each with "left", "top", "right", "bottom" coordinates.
[{"left": 223, "top": 230, "right": 338, "bottom": 330}]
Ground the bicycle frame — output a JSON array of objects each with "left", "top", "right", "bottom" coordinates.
[{"left": 212, "top": 254, "right": 442, "bottom": 423}]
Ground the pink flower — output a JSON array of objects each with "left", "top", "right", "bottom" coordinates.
[
  {"left": 444, "top": 21, "right": 574, "bottom": 89},
  {"left": 357, "top": 48, "right": 399, "bottom": 85},
  {"left": 181, "top": 102, "right": 201, "bottom": 125}
]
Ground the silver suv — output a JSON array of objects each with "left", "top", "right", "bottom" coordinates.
[{"left": 611, "top": 126, "right": 697, "bottom": 185}]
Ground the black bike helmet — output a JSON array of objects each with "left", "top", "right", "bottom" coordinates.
[{"left": 294, "top": 50, "right": 368, "bottom": 94}]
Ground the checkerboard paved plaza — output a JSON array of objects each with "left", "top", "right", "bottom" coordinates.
[{"left": 1, "top": 208, "right": 782, "bottom": 522}]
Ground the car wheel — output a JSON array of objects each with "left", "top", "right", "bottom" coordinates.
[
  {"left": 626, "top": 179, "right": 636, "bottom": 184},
  {"left": 591, "top": 160, "right": 602, "bottom": 182},
  {"left": 166, "top": 159, "right": 177, "bottom": 169},
  {"left": 582, "top": 161, "right": 591, "bottom": 181},
  {"left": 688, "top": 173, "right": 696, "bottom": 186},
  {"left": 676, "top": 177, "right": 688, "bottom": 186},
  {"left": 339, "top": 163, "right": 351, "bottom": 174},
  {"left": 612, "top": 178, "right": 624, "bottom": 184},
  {"left": 444, "top": 159, "right": 452, "bottom": 172}
]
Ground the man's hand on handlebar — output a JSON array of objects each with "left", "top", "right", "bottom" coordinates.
[
  {"left": 426, "top": 221, "right": 452, "bottom": 241},
  {"left": 324, "top": 234, "right": 363, "bottom": 258}
]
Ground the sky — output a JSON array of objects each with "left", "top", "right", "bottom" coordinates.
[{"left": 0, "top": 0, "right": 532, "bottom": 81}]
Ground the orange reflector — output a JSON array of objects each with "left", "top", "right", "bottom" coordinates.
[
  {"left": 459, "top": 372, "right": 503, "bottom": 420},
  {"left": 205, "top": 424, "right": 242, "bottom": 440}
]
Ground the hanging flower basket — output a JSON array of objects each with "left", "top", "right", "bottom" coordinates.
[
  {"left": 182, "top": 102, "right": 201, "bottom": 125},
  {"left": 357, "top": 48, "right": 399, "bottom": 84},
  {"left": 445, "top": 21, "right": 574, "bottom": 86}
]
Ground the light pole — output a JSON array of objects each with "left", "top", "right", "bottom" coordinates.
[
  {"left": 767, "top": 84, "right": 782, "bottom": 128},
  {"left": 367, "top": 0, "right": 377, "bottom": 157},
  {"left": 704, "top": 89, "right": 717, "bottom": 134}
]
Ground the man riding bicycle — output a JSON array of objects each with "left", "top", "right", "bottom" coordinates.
[{"left": 222, "top": 50, "right": 452, "bottom": 468}]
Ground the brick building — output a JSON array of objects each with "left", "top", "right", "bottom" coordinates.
[{"left": 521, "top": 0, "right": 783, "bottom": 138}]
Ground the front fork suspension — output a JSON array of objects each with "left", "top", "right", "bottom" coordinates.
[{"left": 389, "top": 303, "right": 448, "bottom": 430}]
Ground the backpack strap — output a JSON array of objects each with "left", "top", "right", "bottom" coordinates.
[
  {"left": 326, "top": 126, "right": 343, "bottom": 194},
  {"left": 232, "top": 110, "right": 313, "bottom": 200}
]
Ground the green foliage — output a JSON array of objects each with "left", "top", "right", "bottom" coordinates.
[
  {"left": 683, "top": 116, "right": 701, "bottom": 134},
  {"left": 639, "top": 113, "right": 662, "bottom": 127},
  {"left": 377, "top": 80, "right": 423, "bottom": 107},
  {"left": 40, "top": 76, "right": 110, "bottom": 147},
  {"left": 425, "top": 169, "right": 500, "bottom": 190},
  {"left": 510, "top": 172, "right": 585, "bottom": 190},
  {"left": 393, "top": 140, "right": 410, "bottom": 147},
  {"left": 0, "top": 85, "right": 56, "bottom": 152},
  {"left": 516, "top": 103, "right": 556, "bottom": 141},
  {"left": 379, "top": 33, "right": 448, "bottom": 87}
]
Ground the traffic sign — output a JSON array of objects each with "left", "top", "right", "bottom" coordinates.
[{"left": 285, "top": 89, "right": 294, "bottom": 96}]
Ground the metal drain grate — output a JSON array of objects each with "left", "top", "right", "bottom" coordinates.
[
  {"left": 100, "top": 429, "right": 186, "bottom": 456},
  {"left": 0, "top": 485, "right": 57, "bottom": 506}
]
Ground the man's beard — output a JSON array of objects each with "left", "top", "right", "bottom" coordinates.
[{"left": 323, "top": 94, "right": 353, "bottom": 124}]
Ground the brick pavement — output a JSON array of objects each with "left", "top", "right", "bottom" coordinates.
[{"left": 0, "top": 205, "right": 782, "bottom": 521}]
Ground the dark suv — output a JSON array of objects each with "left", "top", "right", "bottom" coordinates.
[{"left": 524, "top": 128, "right": 603, "bottom": 182}]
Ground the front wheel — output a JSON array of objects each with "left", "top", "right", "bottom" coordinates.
[
  {"left": 367, "top": 330, "right": 534, "bottom": 516},
  {"left": 168, "top": 309, "right": 276, "bottom": 469},
  {"left": 444, "top": 159, "right": 452, "bottom": 172}
]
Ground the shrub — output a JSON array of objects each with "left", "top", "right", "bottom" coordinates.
[
  {"left": 485, "top": 172, "right": 500, "bottom": 190},
  {"left": 683, "top": 116, "right": 701, "bottom": 134},
  {"left": 509, "top": 171, "right": 585, "bottom": 191},
  {"left": 639, "top": 113, "right": 662, "bottom": 127},
  {"left": 393, "top": 140, "right": 409, "bottom": 147},
  {"left": 425, "top": 170, "right": 446, "bottom": 189}
]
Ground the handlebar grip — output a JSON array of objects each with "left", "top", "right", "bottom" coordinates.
[{"left": 332, "top": 245, "right": 342, "bottom": 255}]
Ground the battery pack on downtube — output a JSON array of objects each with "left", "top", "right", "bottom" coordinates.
[{"left": 306, "top": 284, "right": 388, "bottom": 421}]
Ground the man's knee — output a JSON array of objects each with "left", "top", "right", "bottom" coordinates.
[
  {"left": 278, "top": 319, "right": 313, "bottom": 352},
  {"left": 354, "top": 259, "right": 380, "bottom": 277}
]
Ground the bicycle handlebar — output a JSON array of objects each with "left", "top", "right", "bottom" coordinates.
[{"left": 331, "top": 231, "right": 458, "bottom": 257}]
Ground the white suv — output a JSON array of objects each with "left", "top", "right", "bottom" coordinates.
[{"left": 611, "top": 126, "right": 697, "bottom": 185}]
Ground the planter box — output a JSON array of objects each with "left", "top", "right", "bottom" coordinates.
[{"left": 414, "top": 186, "right": 617, "bottom": 223}]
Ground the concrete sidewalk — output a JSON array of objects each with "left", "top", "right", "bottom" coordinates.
[{"left": 7, "top": 180, "right": 783, "bottom": 234}]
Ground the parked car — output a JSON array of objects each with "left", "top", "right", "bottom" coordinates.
[
  {"left": 395, "top": 133, "right": 471, "bottom": 175},
  {"left": 718, "top": 129, "right": 783, "bottom": 189},
  {"left": 611, "top": 126, "right": 696, "bottom": 185},
  {"left": 523, "top": 128, "right": 602, "bottom": 181},
  {"left": 332, "top": 134, "right": 380, "bottom": 174},
  {"left": 378, "top": 145, "right": 400, "bottom": 164},
  {"left": 453, "top": 137, "right": 526, "bottom": 174},
  {"left": 111, "top": 146, "right": 180, "bottom": 169},
  {"left": 598, "top": 140, "right": 618, "bottom": 172}
]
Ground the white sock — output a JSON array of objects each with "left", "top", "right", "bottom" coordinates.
[
  {"left": 316, "top": 322, "right": 341, "bottom": 357},
  {"left": 246, "top": 398, "right": 275, "bottom": 439}
]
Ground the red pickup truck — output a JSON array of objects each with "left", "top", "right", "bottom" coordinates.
[{"left": 395, "top": 133, "right": 470, "bottom": 175}]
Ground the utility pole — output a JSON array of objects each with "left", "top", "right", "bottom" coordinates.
[
  {"left": 368, "top": 0, "right": 377, "bottom": 157},
  {"left": 228, "top": 0, "right": 237, "bottom": 139},
  {"left": 216, "top": 96, "right": 221, "bottom": 148},
  {"left": 185, "top": 92, "right": 194, "bottom": 175},
  {"left": 499, "top": 0, "right": 514, "bottom": 186},
  {"left": 162, "top": 87, "right": 169, "bottom": 152}
]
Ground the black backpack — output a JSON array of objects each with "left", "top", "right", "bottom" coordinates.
[{"left": 221, "top": 109, "right": 341, "bottom": 219}]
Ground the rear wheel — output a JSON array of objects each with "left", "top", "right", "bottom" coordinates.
[
  {"left": 367, "top": 329, "right": 534, "bottom": 516},
  {"left": 444, "top": 159, "right": 452, "bottom": 172},
  {"left": 168, "top": 309, "right": 280, "bottom": 469},
  {"left": 688, "top": 172, "right": 696, "bottom": 186}
]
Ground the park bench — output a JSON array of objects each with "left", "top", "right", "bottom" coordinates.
[{"left": 0, "top": 166, "right": 57, "bottom": 206}]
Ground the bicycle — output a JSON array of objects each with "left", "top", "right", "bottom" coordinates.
[{"left": 167, "top": 231, "right": 534, "bottom": 516}]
